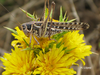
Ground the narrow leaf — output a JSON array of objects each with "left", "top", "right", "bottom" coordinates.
[
  {"left": 63, "top": 11, "right": 67, "bottom": 21},
  {"left": 23, "top": 38, "right": 29, "bottom": 46},
  {"left": 56, "top": 42, "right": 62, "bottom": 48},
  {"left": 22, "top": 47, "right": 32, "bottom": 51},
  {"left": 59, "top": 6, "right": 63, "bottom": 22},
  {"left": 45, "top": 7, "right": 48, "bottom": 18},
  {"left": 50, "top": 8, "right": 53, "bottom": 19},
  {"left": 65, "top": 48, "right": 76, "bottom": 54},
  {"left": 20, "top": 8, "right": 36, "bottom": 21},
  {"left": 67, "top": 19, "right": 76, "bottom": 23},
  {"left": 44, "top": 7, "right": 48, "bottom": 20},
  {"left": 52, "top": 31, "right": 68, "bottom": 41},
  {"left": 4, "top": 27, "right": 18, "bottom": 35},
  {"left": 65, "top": 17, "right": 69, "bottom": 22}
]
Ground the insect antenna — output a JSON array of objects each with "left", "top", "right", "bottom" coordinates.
[{"left": 48, "top": 1, "right": 55, "bottom": 39}]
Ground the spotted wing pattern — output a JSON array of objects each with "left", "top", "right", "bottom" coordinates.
[{"left": 21, "top": 21, "right": 89, "bottom": 36}]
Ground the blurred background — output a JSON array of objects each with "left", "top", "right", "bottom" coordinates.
[{"left": 0, "top": 0, "right": 100, "bottom": 75}]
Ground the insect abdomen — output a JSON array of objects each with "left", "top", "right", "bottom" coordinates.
[{"left": 48, "top": 22, "right": 89, "bottom": 30}]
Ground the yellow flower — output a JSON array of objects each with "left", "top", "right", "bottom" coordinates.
[
  {"left": 0, "top": 46, "right": 36, "bottom": 75},
  {"left": 62, "top": 31, "right": 84, "bottom": 49},
  {"left": 11, "top": 26, "right": 32, "bottom": 48},
  {"left": 60, "top": 31, "right": 92, "bottom": 65},
  {"left": 33, "top": 44, "right": 76, "bottom": 75},
  {"left": 36, "top": 37, "right": 54, "bottom": 49},
  {"left": 11, "top": 26, "right": 53, "bottom": 49},
  {"left": 12, "top": 26, "right": 41, "bottom": 49},
  {"left": 52, "top": 19, "right": 59, "bottom": 22},
  {"left": 1, "top": 3, "right": 92, "bottom": 75}
]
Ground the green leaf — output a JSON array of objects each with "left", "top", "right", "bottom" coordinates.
[
  {"left": 23, "top": 38, "right": 29, "bottom": 46},
  {"left": 52, "top": 31, "right": 68, "bottom": 41},
  {"left": 4, "top": 27, "right": 18, "bottom": 35},
  {"left": 65, "top": 17, "right": 68, "bottom": 22},
  {"left": 44, "top": 47, "right": 50, "bottom": 53},
  {"left": 63, "top": 12, "right": 67, "bottom": 22},
  {"left": 59, "top": 6, "right": 63, "bottom": 22},
  {"left": 43, "top": 7, "right": 48, "bottom": 21},
  {"left": 67, "top": 19, "right": 76, "bottom": 23},
  {"left": 58, "top": 6, "right": 76, "bottom": 23},
  {"left": 56, "top": 42, "right": 62, "bottom": 48},
  {"left": 20, "top": 8, "right": 36, "bottom": 21},
  {"left": 63, "top": 47, "right": 67, "bottom": 51},
  {"left": 49, "top": 42, "right": 55, "bottom": 48},
  {"left": 50, "top": 8, "right": 53, "bottom": 19},
  {"left": 45, "top": 7, "right": 48, "bottom": 18},
  {"left": 22, "top": 47, "right": 32, "bottom": 51},
  {"left": 34, "top": 47, "right": 42, "bottom": 56},
  {"left": 65, "top": 48, "right": 76, "bottom": 54}
]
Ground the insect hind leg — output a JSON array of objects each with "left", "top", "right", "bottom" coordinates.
[{"left": 29, "top": 24, "right": 40, "bottom": 46}]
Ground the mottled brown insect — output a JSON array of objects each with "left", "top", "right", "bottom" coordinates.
[
  {"left": 21, "top": 0, "right": 89, "bottom": 37},
  {"left": 21, "top": 21, "right": 89, "bottom": 36},
  {"left": 0, "top": 0, "right": 90, "bottom": 46},
  {"left": 21, "top": 0, "right": 90, "bottom": 45}
]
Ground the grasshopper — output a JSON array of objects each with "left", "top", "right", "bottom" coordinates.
[
  {"left": 21, "top": 0, "right": 56, "bottom": 45},
  {"left": 0, "top": 0, "right": 90, "bottom": 46},
  {"left": 21, "top": 0, "right": 90, "bottom": 46},
  {"left": 21, "top": 0, "right": 89, "bottom": 37},
  {"left": 21, "top": 21, "right": 89, "bottom": 36}
]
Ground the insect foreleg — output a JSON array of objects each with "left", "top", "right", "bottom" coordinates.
[{"left": 29, "top": 24, "right": 39, "bottom": 46}]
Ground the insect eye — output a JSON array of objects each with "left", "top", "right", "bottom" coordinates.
[
  {"left": 22, "top": 24, "right": 26, "bottom": 30},
  {"left": 26, "top": 24, "right": 32, "bottom": 30}
]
